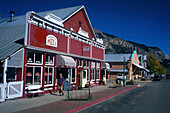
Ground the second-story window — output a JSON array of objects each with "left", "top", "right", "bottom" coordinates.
[
  {"left": 27, "top": 51, "right": 43, "bottom": 64},
  {"left": 45, "top": 54, "right": 54, "bottom": 65}
]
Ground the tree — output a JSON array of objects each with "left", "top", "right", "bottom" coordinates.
[{"left": 147, "top": 53, "right": 166, "bottom": 74}]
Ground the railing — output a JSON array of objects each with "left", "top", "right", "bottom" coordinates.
[
  {"left": 7, "top": 81, "right": 23, "bottom": 99},
  {"left": 65, "top": 88, "right": 92, "bottom": 101}
]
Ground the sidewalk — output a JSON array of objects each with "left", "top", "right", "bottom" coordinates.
[{"left": 0, "top": 84, "right": 138, "bottom": 113}]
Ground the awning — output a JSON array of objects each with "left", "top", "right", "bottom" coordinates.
[
  {"left": 101, "top": 62, "right": 110, "bottom": 69},
  {"left": 132, "top": 63, "right": 149, "bottom": 72},
  {"left": 56, "top": 55, "right": 76, "bottom": 67},
  {"left": 133, "top": 63, "right": 144, "bottom": 69}
]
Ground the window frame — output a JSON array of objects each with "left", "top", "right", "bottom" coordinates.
[
  {"left": 26, "top": 66, "right": 42, "bottom": 86},
  {"left": 27, "top": 51, "right": 43, "bottom": 65},
  {"left": 44, "top": 67, "right": 54, "bottom": 87}
]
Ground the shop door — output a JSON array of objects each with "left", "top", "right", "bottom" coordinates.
[{"left": 80, "top": 70, "right": 87, "bottom": 87}]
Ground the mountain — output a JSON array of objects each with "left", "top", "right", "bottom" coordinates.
[{"left": 94, "top": 29, "right": 170, "bottom": 74}]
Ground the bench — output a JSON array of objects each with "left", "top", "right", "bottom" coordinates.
[{"left": 26, "top": 85, "right": 44, "bottom": 97}]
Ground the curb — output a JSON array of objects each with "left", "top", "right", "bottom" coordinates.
[{"left": 64, "top": 86, "right": 138, "bottom": 113}]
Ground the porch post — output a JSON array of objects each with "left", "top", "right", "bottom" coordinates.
[
  {"left": 3, "top": 57, "right": 8, "bottom": 86},
  {"left": 53, "top": 54, "right": 57, "bottom": 92}
]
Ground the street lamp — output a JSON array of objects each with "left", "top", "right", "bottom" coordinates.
[{"left": 123, "top": 56, "right": 126, "bottom": 87}]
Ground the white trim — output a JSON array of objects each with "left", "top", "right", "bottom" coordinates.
[
  {"left": 63, "top": 6, "right": 84, "bottom": 22},
  {"left": 3, "top": 58, "right": 8, "bottom": 85}
]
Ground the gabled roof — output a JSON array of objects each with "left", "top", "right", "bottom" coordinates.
[
  {"left": 0, "top": 5, "right": 95, "bottom": 61},
  {"left": 105, "top": 54, "right": 131, "bottom": 62}
]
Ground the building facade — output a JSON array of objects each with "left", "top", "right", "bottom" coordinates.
[{"left": 0, "top": 5, "right": 106, "bottom": 99}]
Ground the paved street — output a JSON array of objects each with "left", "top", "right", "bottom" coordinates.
[{"left": 80, "top": 78, "right": 170, "bottom": 113}]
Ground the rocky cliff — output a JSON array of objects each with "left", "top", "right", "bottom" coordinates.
[{"left": 94, "top": 29, "right": 170, "bottom": 73}]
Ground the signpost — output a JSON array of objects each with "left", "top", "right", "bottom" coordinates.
[{"left": 123, "top": 57, "right": 126, "bottom": 87}]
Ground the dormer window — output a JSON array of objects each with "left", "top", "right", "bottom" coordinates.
[
  {"left": 44, "top": 13, "right": 64, "bottom": 27},
  {"left": 78, "top": 27, "right": 89, "bottom": 38}
]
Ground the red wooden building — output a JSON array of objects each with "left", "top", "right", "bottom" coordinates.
[{"left": 0, "top": 5, "right": 106, "bottom": 98}]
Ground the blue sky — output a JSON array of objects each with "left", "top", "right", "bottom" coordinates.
[{"left": 0, "top": 0, "right": 170, "bottom": 55}]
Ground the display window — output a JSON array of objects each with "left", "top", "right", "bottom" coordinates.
[
  {"left": 26, "top": 66, "right": 42, "bottom": 86},
  {"left": 45, "top": 67, "right": 53, "bottom": 86}
]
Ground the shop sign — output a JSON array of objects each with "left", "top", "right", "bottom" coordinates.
[
  {"left": 83, "top": 46, "right": 89, "bottom": 51},
  {"left": 46, "top": 35, "right": 57, "bottom": 47}
]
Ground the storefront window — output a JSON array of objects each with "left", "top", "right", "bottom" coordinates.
[
  {"left": 26, "top": 67, "right": 42, "bottom": 86},
  {"left": 45, "top": 67, "right": 53, "bottom": 85},
  {"left": 91, "top": 69, "right": 95, "bottom": 80},
  {"left": 45, "top": 54, "right": 54, "bottom": 65},
  {"left": 96, "top": 69, "right": 100, "bottom": 80},
  {"left": 27, "top": 51, "right": 42, "bottom": 64}
]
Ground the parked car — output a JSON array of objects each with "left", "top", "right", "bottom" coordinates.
[
  {"left": 166, "top": 75, "right": 170, "bottom": 79},
  {"left": 117, "top": 73, "right": 126, "bottom": 80},
  {"left": 152, "top": 75, "right": 161, "bottom": 81}
]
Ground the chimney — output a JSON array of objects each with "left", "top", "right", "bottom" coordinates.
[{"left": 10, "top": 11, "right": 15, "bottom": 21}]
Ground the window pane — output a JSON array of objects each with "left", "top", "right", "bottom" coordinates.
[
  {"left": 49, "top": 68, "right": 53, "bottom": 84},
  {"left": 78, "top": 59, "right": 82, "bottom": 67},
  {"left": 45, "top": 68, "right": 48, "bottom": 85},
  {"left": 72, "top": 69, "right": 75, "bottom": 82},
  {"left": 35, "top": 53, "right": 42, "bottom": 64},
  {"left": 83, "top": 70, "right": 86, "bottom": 78},
  {"left": 91, "top": 69, "right": 95, "bottom": 80},
  {"left": 34, "top": 67, "right": 41, "bottom": 85},
  {"left": 26, "top": 67, "right": 33, "bottom": 85},
  {"left": 87, "top": 69, "right": 89, "bottom": 81},
  {"left": 27, "top": 51, "right": 34, "bottom": 63},
  {"left": 0, "top": 67, "right": 3, "bottom": 83},
  {"left": 96, "top": 69, "right": 100, "bottom": 79},
  {"left": 46, "top": 54, "right": 54, "bottom": 64}
]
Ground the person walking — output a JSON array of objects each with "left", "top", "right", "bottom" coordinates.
[{"left": 58, "top": 73, "right": 64, "bottom": 96}]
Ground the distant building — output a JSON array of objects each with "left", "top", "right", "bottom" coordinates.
[{"left": 105, "top": 51, "right": 149, "bottom": 81}]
